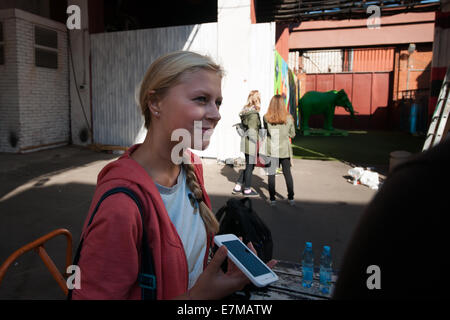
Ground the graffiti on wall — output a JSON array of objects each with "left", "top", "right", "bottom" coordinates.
[{"left": 274, "top": 51, "right": 300, "bottom": 129}]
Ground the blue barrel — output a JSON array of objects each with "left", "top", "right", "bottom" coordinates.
[{"left": 409, "top": 103, "right": 418, "bottom": 134}]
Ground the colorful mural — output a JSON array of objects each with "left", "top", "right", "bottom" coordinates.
[
  {"left": 274, "top": 51, "right": 289, "bottom": 102},
  {"left": 274, "top": 51, "right": 300, "bottom": 129}
]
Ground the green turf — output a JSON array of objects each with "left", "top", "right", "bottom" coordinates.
[{"left": 291, "top": 130, "right": 425, "bottom": 165}]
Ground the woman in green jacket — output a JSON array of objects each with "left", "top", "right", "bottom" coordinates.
[
  {"left": 261, "top": 94, "right": 296, "bottom": 206},
  {"left": 232, "top": 90, "right": 261, "bottom": 197}
]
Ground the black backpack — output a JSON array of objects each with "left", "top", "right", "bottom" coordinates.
[{"left": 215, "top": 197, "right": 273, "bottom": 263}]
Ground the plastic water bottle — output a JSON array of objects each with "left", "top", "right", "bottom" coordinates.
[
  {"left": 301, "top": 242, "right": 314, "bottom": 288},
  {"left": 319, "top": 246, "right": 332, "bottom": 294}
]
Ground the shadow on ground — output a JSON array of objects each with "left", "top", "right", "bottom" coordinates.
[
  {"left": 0, "top": 146, "right": 117, "bottom": 199},
  {"left": 0, "top": 182, "right": 95, "bottom": 300},
  {"left": 219, "top": 165, "right": 285, "bottom": 201},
  {"left": 0, "top": 180, "right": 365, "bottom": 299}
]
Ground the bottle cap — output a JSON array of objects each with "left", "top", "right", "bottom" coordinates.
[
  {"left": 323, "top": 245, "right": 330, "bottom": 253},
  {"left": 306, "top": 242, "right": 312, "bottom": 248}
]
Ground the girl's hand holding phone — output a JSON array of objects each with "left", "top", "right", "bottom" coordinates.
[{"left": 187, "top": 237, "right": 277, "bottom": 300}]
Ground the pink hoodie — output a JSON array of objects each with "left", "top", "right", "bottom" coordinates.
[{"left": 72, "top": 144, "right": 212, "bottom": 300}]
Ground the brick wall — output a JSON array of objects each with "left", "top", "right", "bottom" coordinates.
[
  {"left": 0, "top": 9, "right": 69, "bottom": 153},
  {"left": 396, "top": 43, "right": 433, "bottom": 100}
]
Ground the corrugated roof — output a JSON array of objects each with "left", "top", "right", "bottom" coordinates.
[{"left": 256, "top": 0, "right": 441, "bottom": 22}]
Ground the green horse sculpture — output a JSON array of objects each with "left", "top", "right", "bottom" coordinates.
[{"left": 299, "top": 89, "right": 357, "bottom": 135}]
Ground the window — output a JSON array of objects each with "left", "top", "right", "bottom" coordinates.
[
  {"left": 0, "top": 22, "right": 4, "bottom": 65},
  {"left": 34, "top": 26, "right": 57, "bottom": 69}
]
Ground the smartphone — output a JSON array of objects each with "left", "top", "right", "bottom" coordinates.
[{"left": 214, "top": 234, "right": 278, "bottom": 287}]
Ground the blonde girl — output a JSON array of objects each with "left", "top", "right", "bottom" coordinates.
[
  {"left": 72, "top": 51, "right": 275, "bottom": 300},
  {"left": 232, "top": 90, "right": 262, "bottom": 197},
  {"left": 262, "top": 94, "right": 296, "bottom": 206}
]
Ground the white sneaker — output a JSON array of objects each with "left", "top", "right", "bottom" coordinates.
[
  {"left": 270, "top": 200, "right": 276, "bottom": 207},
  {"left": 243, "top": 189, "right": 259, "bottom": 197},
  {"left": 288, "top": 199, "right": 295, "bottom": 206},
  {"left": 232, "top": 184, "right": 242, "bottom": 194}
]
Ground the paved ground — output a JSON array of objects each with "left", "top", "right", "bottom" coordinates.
[{"left": 0, "top": 145, "right": 380, "bottom": 299}]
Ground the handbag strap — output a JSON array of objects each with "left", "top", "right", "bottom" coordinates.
[{"left": 68, "top": 187, "right": 156, "bottom": 300}]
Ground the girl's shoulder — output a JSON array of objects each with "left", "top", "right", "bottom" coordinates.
[
  {"left": 240, "top": 105, "right": 259, "bottom": 115},
  {"left": 265, "top": 115, "right": 292, "bottom": 126}
]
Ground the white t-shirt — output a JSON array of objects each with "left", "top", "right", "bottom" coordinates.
[{"left": 155, "top": 167, "right": 207, "bottom": 289}]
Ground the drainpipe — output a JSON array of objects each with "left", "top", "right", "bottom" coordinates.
[{"left": 406, "top": 43, "right": 416, "bottom": 91}]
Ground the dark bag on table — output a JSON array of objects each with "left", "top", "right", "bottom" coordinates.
[{"left": 215, "top": 197, "right": 273, "bottom": 263}]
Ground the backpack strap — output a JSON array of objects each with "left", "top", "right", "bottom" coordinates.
[
  {"left": 240, "top": 197, "right": 253, "bottom": 211},
  {"left": 67, "top": 187, "right": 156, "bottom": 300}
]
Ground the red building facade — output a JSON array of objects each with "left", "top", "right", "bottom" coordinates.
[{"left": 276, "top": 12, "right": 435, "bottom": 130}]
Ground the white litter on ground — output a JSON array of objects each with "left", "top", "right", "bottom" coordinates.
[{"left": 348, "top": 167, "right": 380, "bottom": 190}]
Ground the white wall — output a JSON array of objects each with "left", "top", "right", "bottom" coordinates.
[
  {"left": 193, "top": 0, "right": 275, "bottom": 161},
  {"left": 74, "top": 0, "right": 275, "bottom": 161},
  {"left": 90, "top": 23, "right": 218, "bottom": 147},
  {"left": 67, "top": 0, "right": 92, "bottom": 146}
]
